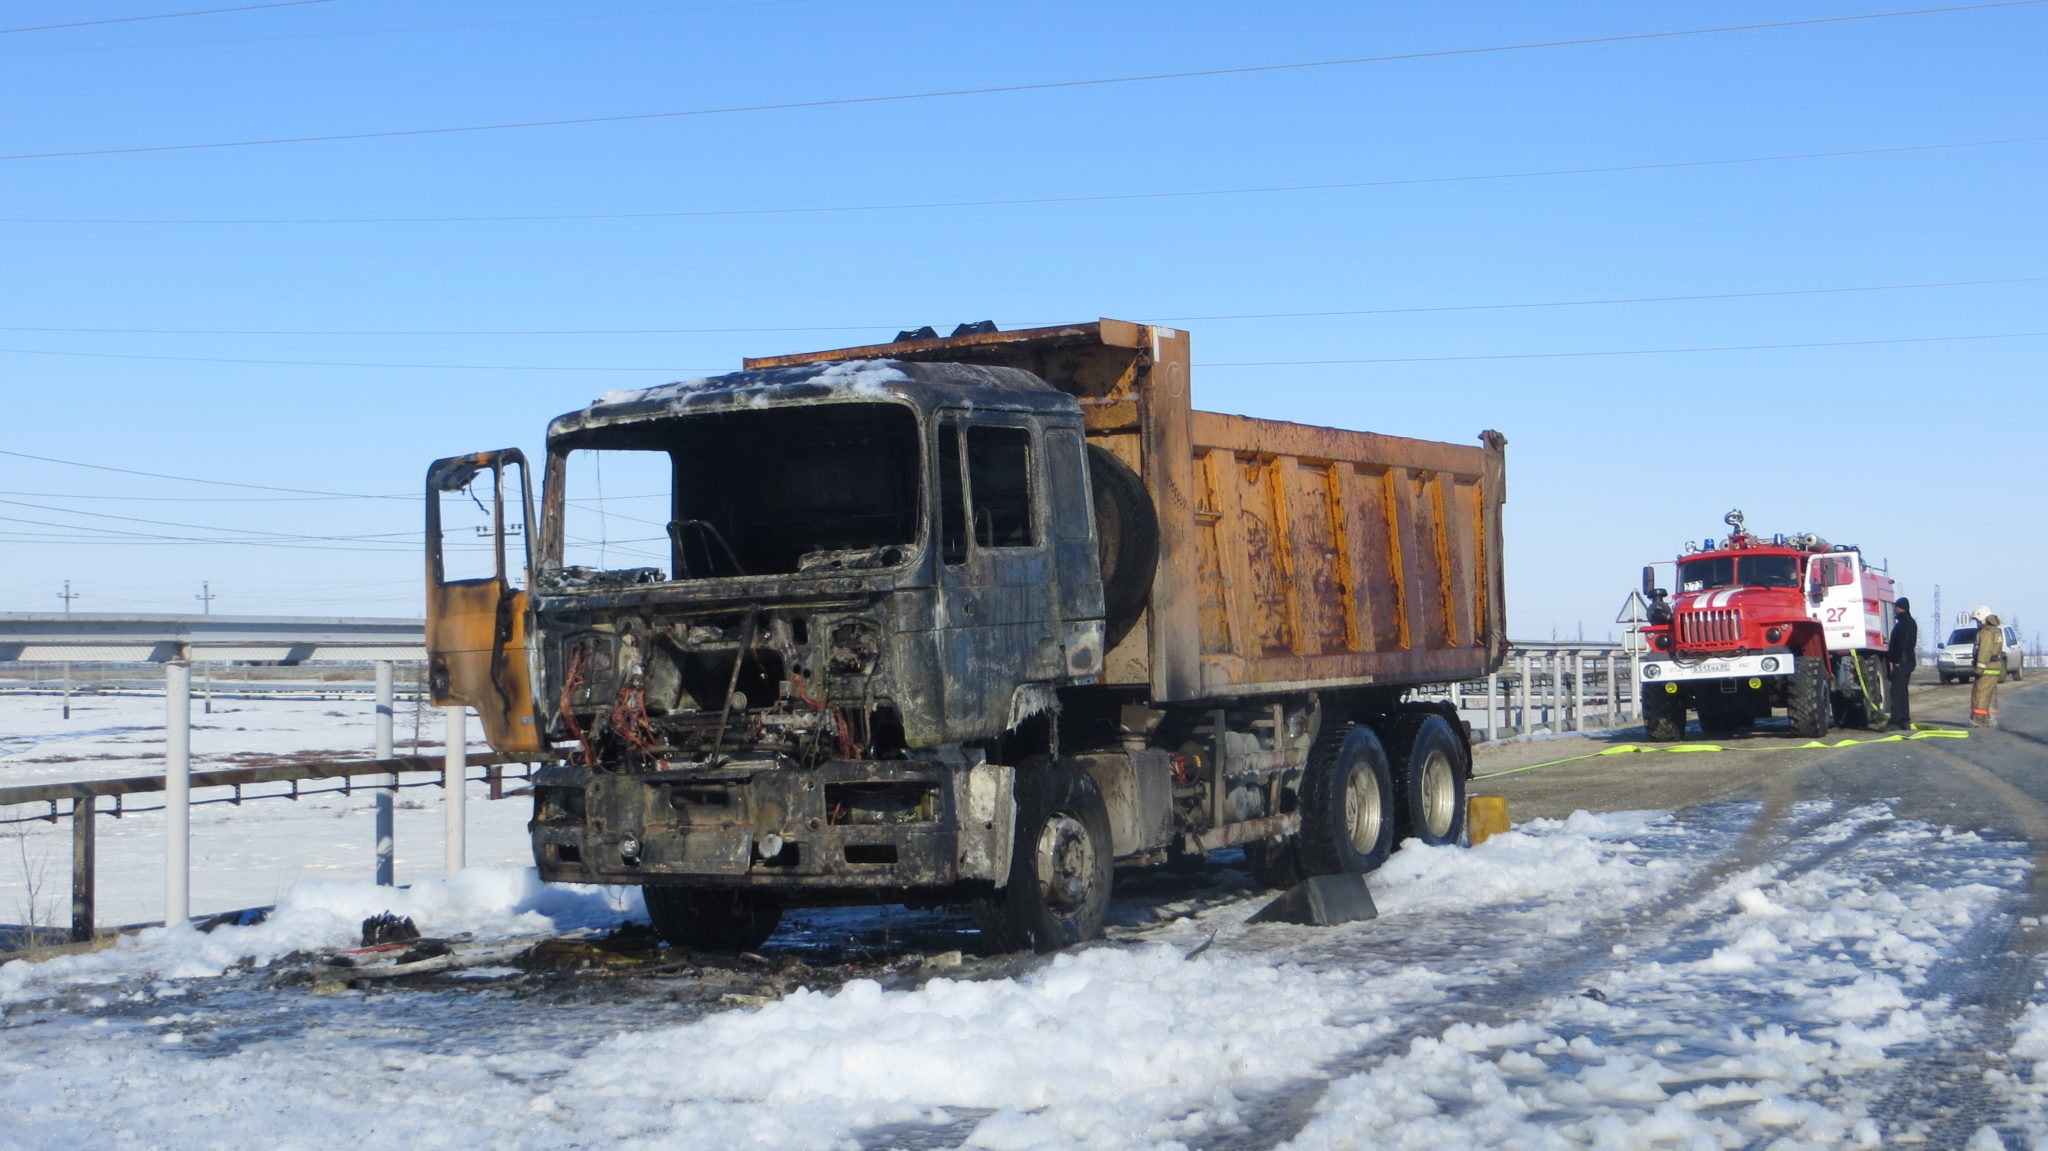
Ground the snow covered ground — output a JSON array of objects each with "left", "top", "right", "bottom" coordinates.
[{"left": 4, "top": 691, "right": 2047, "bottom": 1148}]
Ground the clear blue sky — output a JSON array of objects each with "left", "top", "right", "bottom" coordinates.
[{"left": 2, "top": 0, "right": 2042, "bottom": 646}]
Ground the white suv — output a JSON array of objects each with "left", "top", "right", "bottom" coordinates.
[{"left": 1936, "top": 623, "right": 2024, "bottom": 683}]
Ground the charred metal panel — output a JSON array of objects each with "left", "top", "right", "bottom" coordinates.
[
  {"left": 1073, "top": 750, "right": 1174, "bottom": 859},
  {"left": 957, "top": 760, "right": 1016, "bottom": 881},
  {"left": 530, "top": 759, "right": 966, "bottom": 890}
]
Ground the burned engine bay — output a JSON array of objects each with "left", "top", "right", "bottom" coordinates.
[{"left": 542, "top": 603, "right": 907, "bottom": 771}]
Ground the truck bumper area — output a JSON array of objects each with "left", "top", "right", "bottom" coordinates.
[
  {"left": 1639, "top": 652, "right": 1794, "bottom": 685},
  {"left": 530, "top": 759, "right": 962, "bottom": 891}
]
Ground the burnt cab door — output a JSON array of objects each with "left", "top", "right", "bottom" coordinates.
[
  {"left": 425, "top": 449, "right": 547, "bottom": 754},
  {"left": 933, "top": 415, "right": 1067, "bottom": 740}
]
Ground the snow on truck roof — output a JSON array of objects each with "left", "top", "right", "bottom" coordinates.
[{"left": 550, "top": 359, "right": 1073, "bottom": 439}]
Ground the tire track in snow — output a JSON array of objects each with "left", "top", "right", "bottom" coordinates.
[
  {"left": 1192, "top": 798, "right": 1922, "bottom": 1150},
  {"left": 1868, "top": 743, "right": 2048, "bottom": 1149}
]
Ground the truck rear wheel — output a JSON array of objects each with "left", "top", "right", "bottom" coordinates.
[
  {"left": 1642, "top": 683, "right": 1684, "bottom": 742},
  {"left": 1788, "top": 655, "right": 1831, "bottom": 738},
  {"left": 1086, "top": 445, "right": 1159, "bottom": 651},
  {"left": 1296, "top": 724, "right": 1395, "bottom": 875},
  {"left": 642, "top": 887, "right": 783, "bottom": 953},
  {"left": 1388, "top": 712, "right": 1467, "bottom": 846},
  {"left": 975, "top": 757, "right": 1113, "bottom": 953},
  {"left": 1848, "top": 652, "right": 1887, "bottom": 729}
]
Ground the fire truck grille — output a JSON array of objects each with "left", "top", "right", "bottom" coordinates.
[{"left": 1680, "top": 609, "right": 1742, "bottom": 648}]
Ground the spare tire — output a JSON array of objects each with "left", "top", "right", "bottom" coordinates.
[{"left": 1086, "top": 444, "right": 1159, "bottom": 651}]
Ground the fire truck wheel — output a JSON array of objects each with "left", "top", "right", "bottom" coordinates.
[
  {"left": 1642, "top": 686, "right": 1685, "bottom": 742},
  {"left": 1387, "top": 712, "right": 1467, "bottom": 847},
  {"left": 1851, "top": 652, "right": 1887, "bottom": 729},
  {"left": 1297, "top": 723, "right": 1396, "bottom": 875},
  {"left": 1086, "top": 445, "right": 1159, "bottom": 652},
  {"left": 975, "top": 757, "right": 1113, "bottom": 953},
  {"left": 642, "top": 886, "right": 783, "bottom": 952},
  {"left": 1788, "top": 655, "right": 1831, "bottom": 738}
]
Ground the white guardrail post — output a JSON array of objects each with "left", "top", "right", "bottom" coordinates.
[
  {"left": 1484, "top": 671, "right": 1499, "bottom": 742},
  {"left": 1576, "top": 651, "right": 1588, "bottom": 731},
  {"left": 164, "top": 658, "right": 191, "bottom": 926},
  {"left": 374, "top": 661, "right": 396, "bottom": 886},
  {"left": 444, "top": 705, "right": 467, "bottom": 879},
  {"left": 1516, "top": 651, "right": 1531, "bottom": 734}
]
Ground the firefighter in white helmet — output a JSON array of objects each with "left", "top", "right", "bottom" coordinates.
[{"left": 1970, "top": 605, "right": 2004, "bottom": 727}]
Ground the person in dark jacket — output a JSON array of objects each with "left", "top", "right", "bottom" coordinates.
[{"left": 1886, "top": 597, "right": 1918, "bottom": 729}]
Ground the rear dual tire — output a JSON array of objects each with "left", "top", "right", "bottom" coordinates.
[
  {"left": 1295, "top": 723, "right": 1397, "bottom": 877},
  {"left": 1386, "top": 712, "right": 1467, "bottom": 847}
]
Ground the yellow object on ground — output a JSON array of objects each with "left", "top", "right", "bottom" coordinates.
[{"left": 1468, "top": 795, "right": 1511, "bottom": 845}]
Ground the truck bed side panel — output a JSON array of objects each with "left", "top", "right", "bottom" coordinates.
[{"left": 1168, "top": 411, "right": 1505, "bottom": 700}]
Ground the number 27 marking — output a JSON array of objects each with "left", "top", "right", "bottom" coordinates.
[{"left": 1825, "top": 607, "right": 1848, "bottom": 623}]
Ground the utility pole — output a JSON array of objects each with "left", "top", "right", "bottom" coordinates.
[
  {"left": 1932, "top": 585, "right": 1942, "bottom": 649},
  {"left": 57, "top": 580, "right": 79, "bottom": 720},
  {"left": 194, "top": 581, "right": 216, "bottom": 712}
]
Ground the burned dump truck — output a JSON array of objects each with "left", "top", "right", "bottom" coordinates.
[{"left": 426, "top": 319, "right": 1507, "bottom": 952}]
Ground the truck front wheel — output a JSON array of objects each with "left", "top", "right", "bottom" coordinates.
[
  {"left": 1788, "top": 655, "right": 1831, "bottom": 738},
  {"left": 1642, "top": 684, "right": 1684, "bottom": 742},
  {"left": 976, "top": 758, "right": 1113, "bottom": 952},
  {"left": 1297, "top": 724, "right": 1396, "bottom": 875},
  {"left": 642, "top": 887, "right": 783, "bottom": 952}
]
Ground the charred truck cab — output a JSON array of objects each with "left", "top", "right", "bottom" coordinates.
[{"left": 427, "top": 320, "right": 1508, "bottom": 952}]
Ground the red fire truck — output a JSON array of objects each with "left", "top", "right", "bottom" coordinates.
[{"left": 1636, "top": 510, "right": 1896, "bottom": 741}]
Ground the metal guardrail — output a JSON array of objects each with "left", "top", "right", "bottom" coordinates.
[
  {"left": 0, "top": 612, "right": 426, "bottom": 663},
  {"left": 1414, "top": 642, "right": 1640, "bottom": 741},
  {"left": 0, "top": 752, "right": 552, "bottom": 947}
]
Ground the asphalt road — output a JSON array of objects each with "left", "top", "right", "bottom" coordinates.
[{"left": 1475, "top": 672, "right": 2047, "bottom": 838}]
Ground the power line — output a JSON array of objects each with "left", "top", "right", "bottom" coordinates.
[
  {"left": 0, "top": 514, "right": 416, "bottom": 551},
  {"left": 1, "top": 1, "right": 835, "bottom": 56},
  {"left": 0, "top": 488, "right": 379, "bottom": 503},
  {"left": 1148, "top": 276, "right": 2048, "bottom": 323},
  {"left": 5, "top": 1, "right": 2038, "bottom": 162},
  {"left": 1202, "top": 330, "right": 2048, "bottom": 367},
  {"left": 0, "top": 1, "right": 340, "bottom": 36},
  {"left": 5, "top": 330, "right": 2046, "bottom": 374},
  {"left": 9, "top": 135, "right": 2040, "bottom": 225},
  {"left": 0, "top": 346, "right": 721, "bottom": 372},
  {"left": 2, "top": 275, "right": 2038, "bottom": 337},
  {"left": 0, "top": 496, "right": 411, "bottom": 543},
  {"left": 0, "top": 447, "right": 410, "bottom": 498}
]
